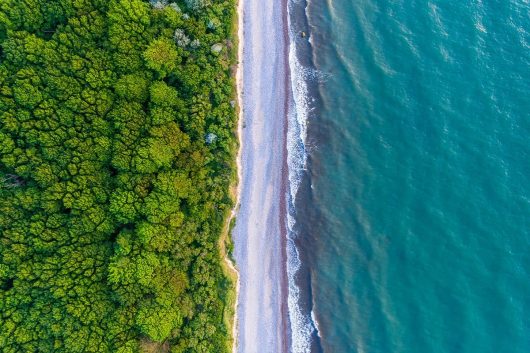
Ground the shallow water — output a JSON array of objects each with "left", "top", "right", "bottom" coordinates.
[{"left": 289, "top": 0, "right": 530, "bottom": 352}]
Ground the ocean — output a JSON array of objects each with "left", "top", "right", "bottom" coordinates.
[{"left": 286, "top": 0, "right": 530, "bottom": 352}]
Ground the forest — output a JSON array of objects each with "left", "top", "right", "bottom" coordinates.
[{"left": 0, "top": 0, "right": 238, "bottom": 352}]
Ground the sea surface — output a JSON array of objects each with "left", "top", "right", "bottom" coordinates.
[{"left": 286, "top": 0, "right": 530, "bottom": 352}]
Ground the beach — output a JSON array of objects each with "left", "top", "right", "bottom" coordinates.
[{"left": 232, "top": 0, "right": 290, "bottom": 349}]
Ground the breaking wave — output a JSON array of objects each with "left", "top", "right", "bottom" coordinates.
[{"left": 285, "top": 0, "right": 319, "bottom": 351}]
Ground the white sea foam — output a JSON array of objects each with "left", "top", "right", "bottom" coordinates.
[
  {"left": 285, "top": 1, "right": 317, "bottom": 351},
  {"left": 310, "top": 310, "right": 321, "bottom": 338}
]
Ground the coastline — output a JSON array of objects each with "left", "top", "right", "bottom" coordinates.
[
  {"left": 280, "top": 0, "right": 292, "bottom": 349},
  {"left": 228, "top": 0, "right": 244, "bottom": 349},
  {"left": 232, "top": 0, "right": 291, "bottom": 349}
]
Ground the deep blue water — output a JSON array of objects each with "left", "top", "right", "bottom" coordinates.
[{"left": 296, "top": 0, "right": 530, "bottom": 352}]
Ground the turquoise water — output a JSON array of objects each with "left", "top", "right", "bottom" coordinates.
[{"left": 296, "top": 0, "right": 530, "bottom": 352}]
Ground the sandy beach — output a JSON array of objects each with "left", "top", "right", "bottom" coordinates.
[{"left": 232, "top": 0, "right": 290, "bottom": 349}]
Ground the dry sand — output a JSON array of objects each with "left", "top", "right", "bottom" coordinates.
[{"left": 232, "top": 0, "right": 290, "bottom": 350}]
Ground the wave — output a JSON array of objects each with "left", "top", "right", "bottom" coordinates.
[
  {"left": 311, "top": 310, "right": 321, "bottom": 338},
  {"left": 285, "top": 0, "right": 318, "bottom": 351}
]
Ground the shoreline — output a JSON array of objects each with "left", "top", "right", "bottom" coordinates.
[
  {"left": 232, "top": 0, "right": 291, "bottom": 348},
  {"left": 280, "top": 0, "right": 293, "bottom": 348}
]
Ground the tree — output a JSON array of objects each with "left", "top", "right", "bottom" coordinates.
[
  {"left": 143, "top": 38, "right": 179, "bottom": 77},
  {"left": 0, "top": 0, "right": 238, "bottom": 351}
]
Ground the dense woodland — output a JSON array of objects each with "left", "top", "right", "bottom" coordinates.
[{"left": 0, "top": 0, "right": 238, "bottom": 351}]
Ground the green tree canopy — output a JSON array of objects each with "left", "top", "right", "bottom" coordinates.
[
  {"left": 143, "top": 38, "right": 179, "bottom": 77},
  {"left": 0, "top": 0, "right": 238, "bottom": 352}
]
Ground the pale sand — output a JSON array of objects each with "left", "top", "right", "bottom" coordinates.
[{"left": 232, "top": 0, "right": 289, "bottom": 349}]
